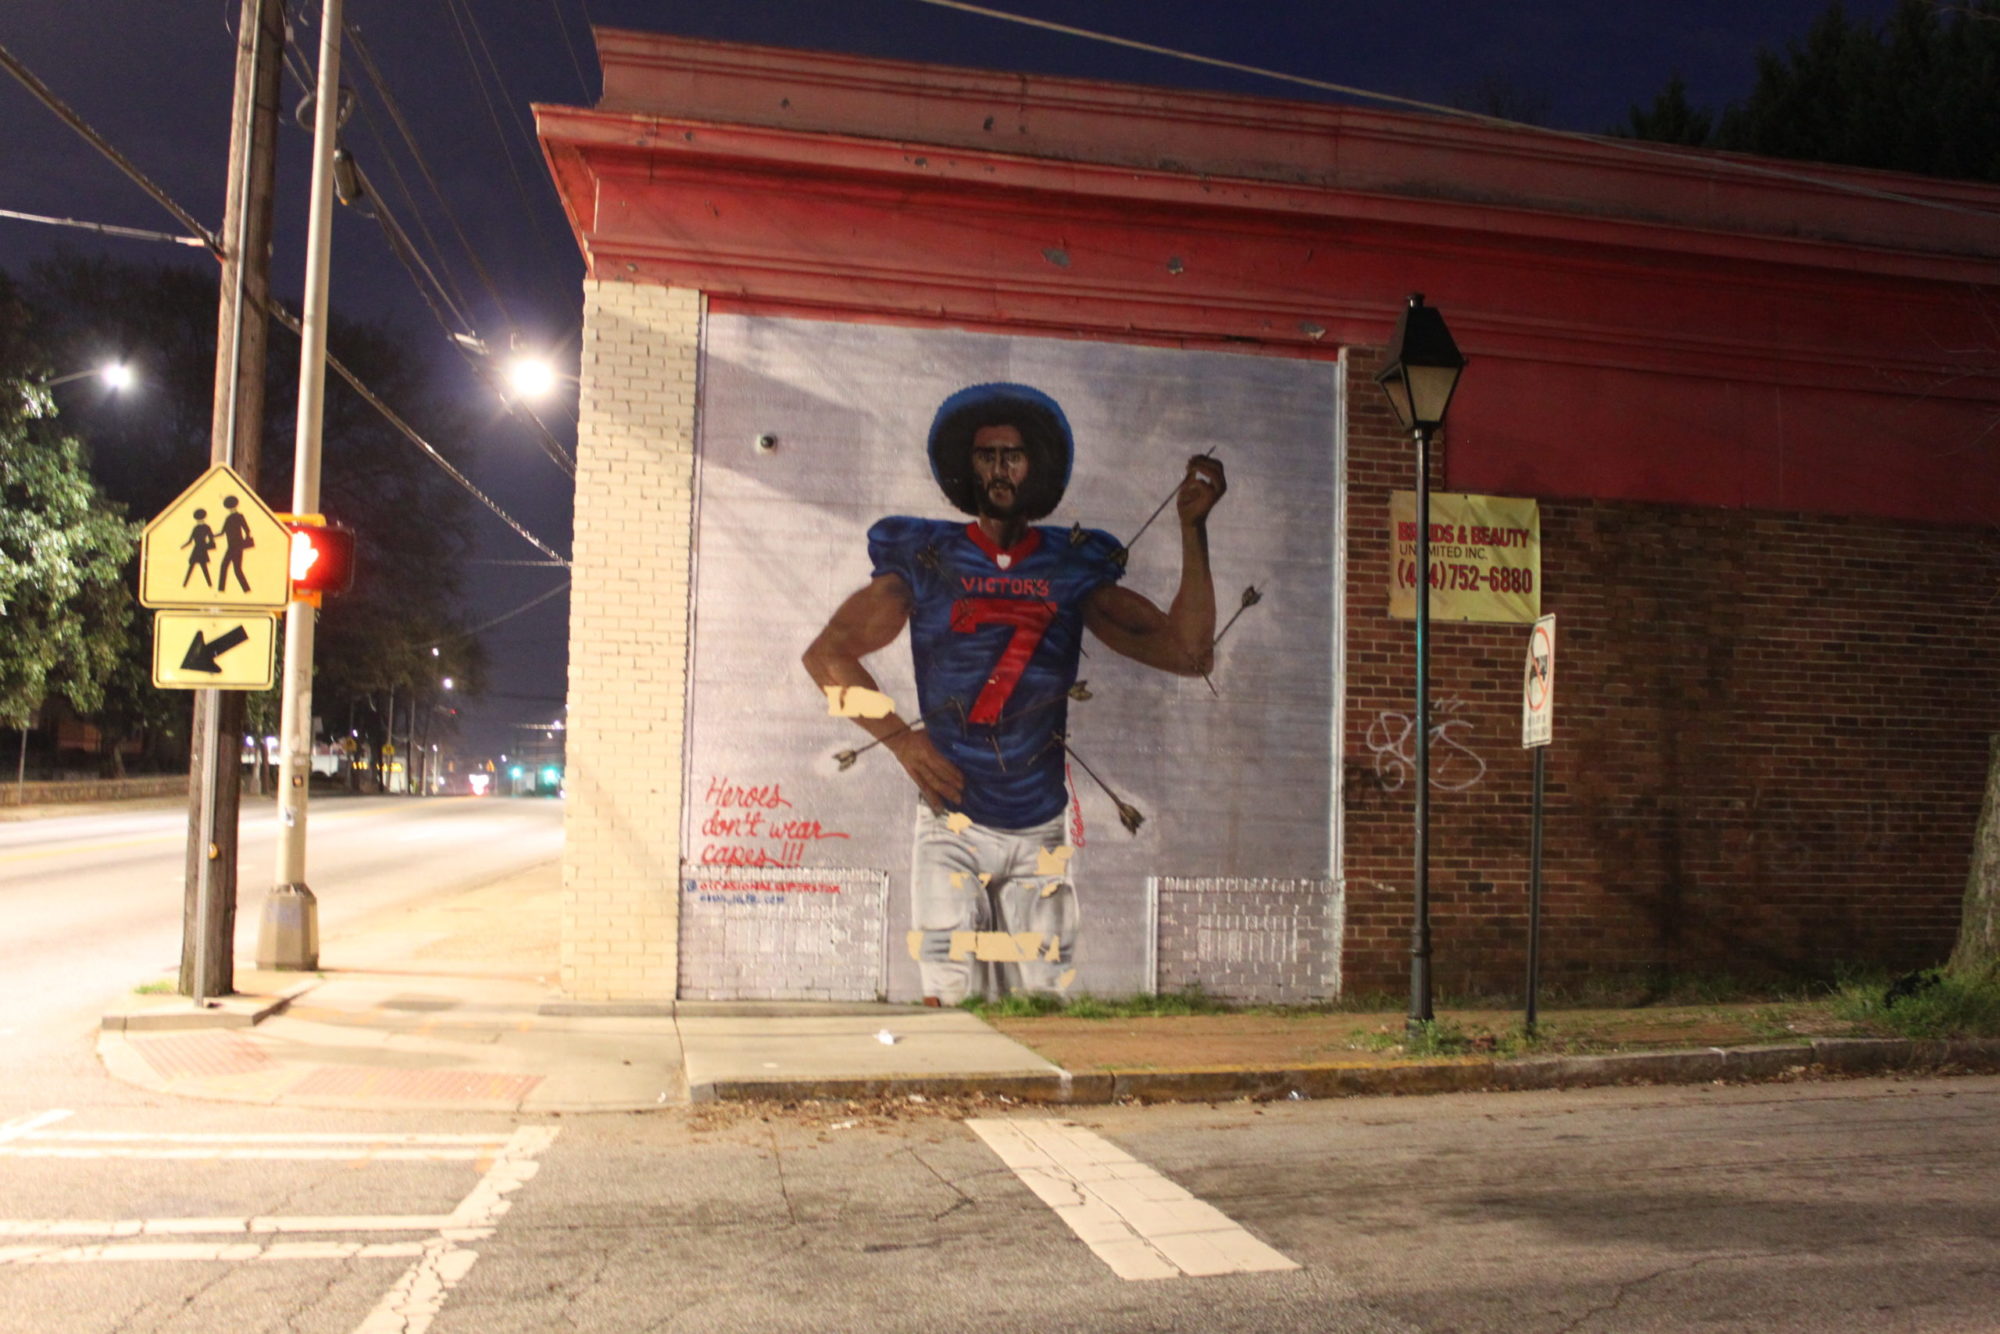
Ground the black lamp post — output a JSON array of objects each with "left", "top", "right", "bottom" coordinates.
[{"left": 1374, "top": 293, "right": 1465, "bottom": 1032}]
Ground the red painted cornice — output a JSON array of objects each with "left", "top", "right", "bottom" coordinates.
[
  {"left": 539, "top": 104, "right": 1999, "bottom": 399},
  {"left": 537, "top": 31, "right": 2000, "bottom": 523},
  {"left": 586, "top": 28, "right": 2000, "bottom": 264}
]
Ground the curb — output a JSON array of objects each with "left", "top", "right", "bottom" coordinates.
[
  {"left": 100, "top": 977, "right": 320, "bottom": 1032},
  {"left": 695, "top": 1037, "right": 2000, "bottom": 1106}
]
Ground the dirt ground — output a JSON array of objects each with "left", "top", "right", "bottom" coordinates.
[{"left": 988, "top": 1001, "right": 1870, "bottom": 1073}]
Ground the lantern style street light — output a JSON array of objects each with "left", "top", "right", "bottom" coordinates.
[{"left": 1374, "top": 292, "right": 1465, "bottom": 1033}]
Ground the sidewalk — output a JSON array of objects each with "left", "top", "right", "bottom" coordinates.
[{"left": 97, "top": 861, "right": 2000, "bottom": 1113}]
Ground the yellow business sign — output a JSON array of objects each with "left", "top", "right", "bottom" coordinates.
[
  {"left": 138, "top": 464, "right": 291, "bottom": 610},
  {"left": 1389, "top": 491, "right": 1541, "bottom": 625},
  {"left": 151, "top": 610, "right": 279, "bottom": 691}
]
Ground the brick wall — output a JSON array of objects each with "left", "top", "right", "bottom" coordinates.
[
  {"left": 562, "top": 280, "right": 704, "bottom": 1000},
  {"left": 1154, "top": 876, "right": 1342, "bottom": 1003},
  {"left": 1340, "top": 346, "right": 2000, "bottom": 999},
  {"left": 678, "top": 867, "right": 889, "bottom": 1001}
]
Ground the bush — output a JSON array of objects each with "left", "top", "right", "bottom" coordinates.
[{"left": 1832, "top": 970, "right": 2000, "bottom": 1039}]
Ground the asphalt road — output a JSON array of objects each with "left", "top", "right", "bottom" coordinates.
[
  {"left": 2, "top": 1076, "right": 1995, "bottom": 1332},
  {"left": 3, "top": 798, "right": 1996, "bottom": 1332},
  {"left": 0, "top": 793, "right": 563, "bottom": 1110}
]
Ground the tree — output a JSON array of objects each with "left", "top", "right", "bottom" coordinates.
[
  {"left": 1623, "top": 75, "right": 1713, "bottom": 147},
  {"left": 1621, "top": 1, "right": 2000, "bottom": 184},
  {"left": 1954, "top": 738, "right": 2000, "bottom": 984},
  {"left": 0, "top": 278, "right": 140, "bottom": 736}
]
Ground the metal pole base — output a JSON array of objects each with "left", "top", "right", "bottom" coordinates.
[{"left": 256, "top": 882, "right": 319, "bottom": 970}]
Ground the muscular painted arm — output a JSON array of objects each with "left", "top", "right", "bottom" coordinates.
[
  {"left": 1084, "top": 454, "right": 1227, "bottom": 676},
  {"left": 802, "top": 573, "right": 965, "bottom": 809}
]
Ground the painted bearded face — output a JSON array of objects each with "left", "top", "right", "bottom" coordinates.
[{"left": 970, "top": 423, "right": 1032, "bottom": 519}]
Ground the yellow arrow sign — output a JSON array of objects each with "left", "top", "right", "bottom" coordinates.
[
  {"left": 139, "top": 465, "right": 291, "bottom": 610},
  {"left": 152, "top": 611, "right": 279, "bottom": 691}
]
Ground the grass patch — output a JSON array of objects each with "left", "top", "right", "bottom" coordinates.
[
  {"left": 961, "top": 987, "right": 1240, "bottom": 1019},
  {"left": 131, "top": 979, "right": 176, "bottom": 995},
  {"left": 1831, "top": 970, "right": 2000, "bottom": 1039},
  {"left": 1351, "top": 1017, "right": 1527, "bottom": 1058}
]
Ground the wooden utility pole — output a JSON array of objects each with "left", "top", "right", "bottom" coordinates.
[{"left": 182, "top": 0, "right": 285, "bottom": 999}]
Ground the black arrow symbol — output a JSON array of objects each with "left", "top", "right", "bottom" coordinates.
[{"left": 180, "top": 625, "right": 251, "bottom": 674}]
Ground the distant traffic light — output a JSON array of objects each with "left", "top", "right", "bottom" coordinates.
[{"left": 285, "top": 519, "right": 356, "bottom": 603}]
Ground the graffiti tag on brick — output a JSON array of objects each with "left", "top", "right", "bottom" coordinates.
[{"left": 1363, "top": 697, "right": 1487, "bottom": 792}]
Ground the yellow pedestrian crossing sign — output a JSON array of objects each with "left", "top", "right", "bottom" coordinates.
[
  {"left": 139, "top": 464, "right": 291, "bottom": 610},
  {"left": 151, "top": 610, "right": 279, "bottom": 691}
]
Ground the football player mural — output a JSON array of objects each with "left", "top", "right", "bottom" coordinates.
[
  {"left": 683, "top": 316, "right": 1335, "bottom": 1005},
  {"left": 803, "top": 384, "right": 1228, "bottom": 1004}
]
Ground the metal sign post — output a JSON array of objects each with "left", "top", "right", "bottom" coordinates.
[{"left": 1522, "top": 613, "right": 1556, "bottom": 1031}]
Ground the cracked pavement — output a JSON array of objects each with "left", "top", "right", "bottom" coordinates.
[{"left": 5, "top": 1075, "right": 1997, "bottom": 1330}]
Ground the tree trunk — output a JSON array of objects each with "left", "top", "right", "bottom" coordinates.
[{"left": 1949, "top": 734, "right": 2000, "bottom": 983}]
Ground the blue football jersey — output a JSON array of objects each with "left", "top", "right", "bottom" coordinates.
[{"left": 870, "top": 517, "right": 1124, "bottom": 828}]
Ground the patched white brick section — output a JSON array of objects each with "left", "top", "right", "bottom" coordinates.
[{"left": 561, "top": 280, "right": 703, "bottom": 1000}]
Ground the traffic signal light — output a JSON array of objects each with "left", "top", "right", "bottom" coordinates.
[{"left": 285, "top": 519, "right": 356, "bottom": 604}]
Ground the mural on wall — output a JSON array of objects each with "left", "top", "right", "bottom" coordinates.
[
  {"left": 684, "top": 317, "right": 1342, "bottom": 1002},
  {"left": 802, "top": 383, "right": 1227, "bottom": 1004}
]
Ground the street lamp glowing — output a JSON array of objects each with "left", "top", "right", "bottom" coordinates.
[
  {"left": 43, "top": 360, "right": 135, "bottom": 391},
  {"left": 505, "top": 355, "right": 559, "bottom": 401},
  {"left": 441, "top": 677, "right": 455, "bottom": 691}
]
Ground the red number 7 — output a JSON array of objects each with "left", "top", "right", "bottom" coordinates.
[{"left": 950, "top": 598, "right": 1058, "bottom": 724}]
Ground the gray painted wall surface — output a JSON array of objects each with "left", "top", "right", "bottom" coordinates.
[{"left": 684, "top": 315, "right": 1340, "bottom": 1000}]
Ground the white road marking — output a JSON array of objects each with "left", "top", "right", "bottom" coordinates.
[
  {"left": 353, "top": 1125, "right": 557, "bottom": 1334},
  {"left": 0, "top": 1112, "right": 559, "bottom": 1334},
  {"left": 0, "top": 1241, "right": 429, "bottom": 1264},
  {"left": 0, "top": 1109, "right": 72, "bottom": 1145},
  {"left": 0, "top": 1215, "right": 457, "bottom": 1238},
  {"left": 34, "top": 1131, "right": 511, "bottom": 1144},
  {"left": 1, "top": 1146, "right": 494, "bottom": 1161},
  {"left": 966, "top": 1118, "right": 1299, "bottom": 1282}
]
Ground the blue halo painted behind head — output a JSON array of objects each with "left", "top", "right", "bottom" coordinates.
[{"left": 926, "top": 382, "right": 1074, "bottom": 521}]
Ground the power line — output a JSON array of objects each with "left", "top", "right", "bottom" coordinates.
[
  {"left": 354, "top": 98, "right": 478, "bottom": 330},
  {"left": 546, "top": 0, "right": 597, "bottom": 103},
  {"left": 437, "top": 0, "right": 568, "bottom": 276},
  {"left": 342, "top": 156, "right": 577, "bottom": 475},
  {"left": 413, "top": 579, "right": 570, "bottom": 652},
  {"left": 0, "top": 206, "right": 209, "bottom": 247},
  {"left": 906, "top": 0, "right": 2000, "bottom": 224},
  {"left": 0, "top": 40, "right": 224, "bottom": 253},
  {"left": 262, "top": 295, "right": 572, "bottom": 565},
  {"left": 2, "top": 21, "right": 566, "bottom": 565},
  {"left": 343, "top": 23, "right": 516, "bottom": 326},
  {"left": 334, "top": 23, "right": 580, "bottom": 470}
]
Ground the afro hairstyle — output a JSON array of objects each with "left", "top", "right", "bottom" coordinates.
[{"left": 926, "top": 382, "right": 1074, "bottom": 521}]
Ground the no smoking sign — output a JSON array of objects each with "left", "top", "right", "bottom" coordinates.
[{"left": 1522, "top": 614, "right": 1555, "bottom": 749}]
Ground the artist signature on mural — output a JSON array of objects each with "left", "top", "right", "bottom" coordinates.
[{"left": 1364, "top": 697, "right": 1487, "bottom": 792}]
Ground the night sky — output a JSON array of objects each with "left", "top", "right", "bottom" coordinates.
[{"left": 0, "top": 0, "right": 1901, "bottom": 753}]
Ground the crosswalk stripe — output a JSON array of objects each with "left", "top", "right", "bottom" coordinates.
[
  {"left": 31, "top": 1131, "right": 509, "bottom": 1144},
  {"left": 966, "top": 1118, "right": 1300, "bottom": 1282},
  {"left": 0, "top": 1241, "right": 429, "bottom": 1264},
  {"left": 0, "top": 1146, "right": 491, "bottom": 1161},
  {"left": 0, "top": 1215, "right": 456, "bottom": 1238}
]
